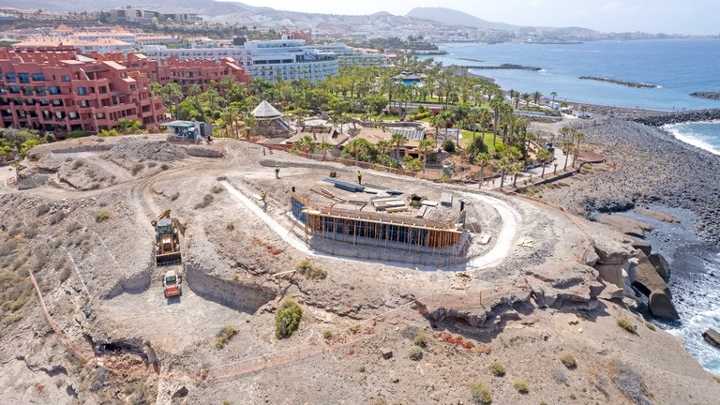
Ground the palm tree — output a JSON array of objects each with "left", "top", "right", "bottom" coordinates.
[
  {"left": 430, "top": 114, "right": 447, "bottom": 148},
  {"left": 498, "top": 158, "right": 510, "bottom": 189},
  {"left": 550, "top": 91, "right": 558, "bottom": 104},
  {"left": 318, "top": 141, "right": 332, "bottom": 160},
  {"left": 572, "top": 130, "right": 585, "bottom": 167},
  {"left": 376, "top": 140, "right": 391, "bottom": 158},
  {"left": 390, "top": 132, "right": 405, "bottom": 162},
  {"left": 561, "top": 137, "right": 573, "bottom": 171},
  {"left": 511, "top": 162, "right": 524, "bottom": 188},
  {"left": 418, "top": 138, "right": 434, "bottom": 172},
  {"left": 475, "top": 152, "right": 490, "bottom": 187},
  {"left": 522, "top": 93, "right": 531, "bottom": 107},
  {"left": 243, "top": 113, "right": 256, "bottom": 139},
  {"left": 533, "top": 91, "right": 542, "bottom": 105},
  {"left": 536, "top": 148, "right": 553, "bottom": 178}
]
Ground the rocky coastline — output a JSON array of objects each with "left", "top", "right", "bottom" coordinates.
[
  {"left": 579, "top": 76, "right": 659, "bottom": 89},
  {"left": 690, "top": 91, "right": 720, "bottom": 101},
  {"left": 537, "top": 117, "right": 720, "bottom": 245},
  {"left": 634, "top": 108, "right": 720, "bottom": 126},
  {"left": 531, "top": 111, "right": 720, "bottom": 372}
]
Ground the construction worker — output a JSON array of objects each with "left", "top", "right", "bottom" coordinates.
[
  {"left": 260, "top": 191, "right": 268, "bottom": 211},
  {"left": 357, "top": 170, "right": 362, "bottom": 185}
]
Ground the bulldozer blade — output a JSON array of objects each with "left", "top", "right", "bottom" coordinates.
[{"left": 156, "top": 252, "right": 182, "bottom": 266}]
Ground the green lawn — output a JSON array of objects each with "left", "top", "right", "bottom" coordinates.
[
  {"left": 461, "top": 130, "right": 503, "bottom": 154},
  {"left": 347, "top": 112, "right": 401, "bottom": 121}
]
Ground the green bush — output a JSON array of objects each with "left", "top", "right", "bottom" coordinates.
[
  {"left": 443, "top": 139, "right": 456, "bottom": 153},
  {"left": 470, "top": 383, "right": 492, "bottom": 405},
  {"left": 617, "top": 318, "right": 638, "bottom": 335},
  {"left": 490, "top": 361, "right": 505, "bottom": 377},
  {"left": 215, "top": 326, "right": 238, "bottom": 349},
  {"left": 414, "top": 331, "right": 428, "bottom": 348},
  {"left": 98, "top": 129, "right": 120, "bottom": 138},
  {"left": 95, "top": 210, "right": 110, "bottom": 223},
  {"left": 408, "top": 346, "right": 423, "bottom": 361},
  {"left": 275, "top": 300, "right": 303, "bottom": 339},
  {"left": 296, "top": 259, "right": 327, "bottom": 280},
  {"left": 560, "top": 354, "right": 577, "bottom": 370},
  {"left": 512, "top": 379, "right": 529, "bottom": 394},
  {"left": 67, "top": 129, "right": 88, "bottom": 139}
]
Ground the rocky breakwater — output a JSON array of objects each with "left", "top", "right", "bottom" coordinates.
[
  {"left": 579, "top": 76, "right": 659, "bottom": 89},
  {"left": 634, "top": 109, "right": 720, "bottom": 126},
  {"left": 690, "top": 91, "right": 720, "bottom": 101},
  {"left": 468, "top": 63, "right": 542, "bottom": 71}
]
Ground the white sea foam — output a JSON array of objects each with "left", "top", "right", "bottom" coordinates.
[
  {"left": 669, "top": 305, "right": 720, "bottom": 373},
  {"left": 663, "top": 123, "right": 720, "bottom": 156}
]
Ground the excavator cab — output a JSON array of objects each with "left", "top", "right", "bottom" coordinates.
[{"left": 152, "top": 211, "right": 183, "bottom": 266}]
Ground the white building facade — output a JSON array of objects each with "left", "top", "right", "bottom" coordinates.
[
  {"left": 313, "top": 43, "right": 387, "bottom": 68},
  {"left": 140, "top": 39, "right": 339, "bottom": 83}
]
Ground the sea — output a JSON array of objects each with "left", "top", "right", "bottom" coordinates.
[
  {"left": 429, "top": 39, "right": 720, "bottom": 372},
  {"left": 430, "top": 39, "right": 720, "bottom": 155}
]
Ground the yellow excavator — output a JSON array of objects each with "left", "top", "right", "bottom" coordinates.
[{"left": 151, "top": 210, "right": 186, "bottom": 266}]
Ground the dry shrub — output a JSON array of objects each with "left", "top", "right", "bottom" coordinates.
[
  {"left": 296, "top": 259, "right": 327, "bottom": 280},
  {"left": 194, "top": 194, "right": 214, "bottom": 209}
]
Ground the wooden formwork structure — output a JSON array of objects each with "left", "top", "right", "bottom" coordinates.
[{"left": 290, "top": 195, "right": 465, "bottom": 253}]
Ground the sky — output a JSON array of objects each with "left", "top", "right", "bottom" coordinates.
[{"left": 228, "top": 0, "right": 720, "bottom": 35}]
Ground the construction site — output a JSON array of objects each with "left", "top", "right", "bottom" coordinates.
[{"left": 1, "top": 133, "right": 719, "bottom": 405}]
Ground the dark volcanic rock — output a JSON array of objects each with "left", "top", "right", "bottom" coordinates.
[
  {"left": 703, "top": 328, "right": 720, "bottom": 349},
  {"left": 634, "top": 109, "right": 720, "bottom": 126},
  {"left": 632, "top": 254, "right": 679, "bottom": 321},
  {"left": 690, "top": 91, "right": 720, "bottom": 101},
  {"left": 539, "top": 118, "right": 720, "bottom": 245}
]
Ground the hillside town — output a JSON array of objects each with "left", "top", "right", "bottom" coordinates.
[{"left": 1, "top": 2, "right": 720, "bottom": 405}]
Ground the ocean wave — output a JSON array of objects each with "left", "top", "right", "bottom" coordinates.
[
  {"left": 668, "top": 305, "right": 720, "bottom": 373},
  {"left": 663, "top": 123, "right": 720, "bottom": 156}
]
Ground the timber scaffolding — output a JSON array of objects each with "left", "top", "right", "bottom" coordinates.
[{"left": 290, "top": 194, "right": 470, "bottom": 263}]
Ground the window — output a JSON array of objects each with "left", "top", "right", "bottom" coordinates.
[
  {"left": 31, "top": 73, "right": 45, "bottom": 81},
  {"left": 5, "top": 72, "right": 16, "bottom": 83},
  {"left": 62, "top": 75, "right": 70, "bottom": 82},
  {"left": 18, "top": 73, "right": 29, "bottom": 84},
  {"left": 76, "top": 87, "right": 88, "bottom": 96},
  {"left": 48, "top": 86, "right": 61, "bottom": 95}
]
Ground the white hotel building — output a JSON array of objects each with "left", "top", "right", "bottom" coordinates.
[{"left": 140, "top": 39, "right": 339, "bottom": 83}]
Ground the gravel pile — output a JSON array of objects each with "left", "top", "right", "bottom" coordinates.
[
  {"left": 106, "top": 140, "right": 188, "bottom": 163},
  {"left": 540, "top": 118, "right": 720, "bottom": 244}
]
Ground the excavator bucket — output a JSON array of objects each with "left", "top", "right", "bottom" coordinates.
[{"left": 156, "top": 251, "right": 181, "bottom": 266}]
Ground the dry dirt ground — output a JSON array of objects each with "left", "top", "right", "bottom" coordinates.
[{"left": 0, "top": 134, "right": 718, "bottom": 404}]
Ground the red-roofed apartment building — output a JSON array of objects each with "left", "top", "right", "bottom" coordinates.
[
  {"left": 93, "top": 52, "right": 249, "bottom": 89},
  {"left": 0, "top": 47, "right": 165, "bottom": 133}
]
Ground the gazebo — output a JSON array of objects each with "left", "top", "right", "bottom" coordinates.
[{"left": 252, "top": 100, "right": 291, "bottom": 138}]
